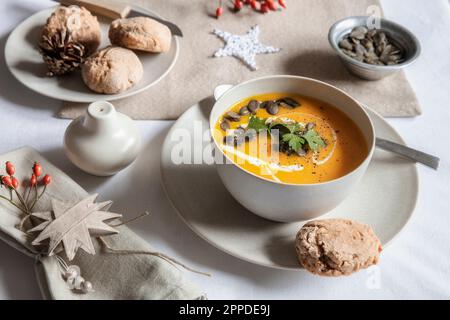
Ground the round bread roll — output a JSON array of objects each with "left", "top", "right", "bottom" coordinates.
[
  {"left": 82, "top": 46, "right": 143, "bottom": 94},
  {"left": 41, "top": 5, "right": 101, "bottom": 55},
  {"left": 295, "top": 219, "right": 382, "bottom": 276},
  {"left": 109, "top": 17, "right": 171, "bottom": 53}
]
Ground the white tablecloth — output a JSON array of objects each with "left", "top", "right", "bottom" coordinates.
[{"left": 0, "top": 0, "right": 449, "bottom": 299}]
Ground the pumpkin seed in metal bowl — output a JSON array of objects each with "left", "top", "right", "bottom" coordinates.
[{"left": 328, "top": 16, "right": 421, "bottom": 80}]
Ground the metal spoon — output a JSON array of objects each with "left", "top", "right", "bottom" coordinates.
[{"left": 376, "top": 138, "right": 439, "bottom": 170}]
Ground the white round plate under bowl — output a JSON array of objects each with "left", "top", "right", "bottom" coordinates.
[
  {"left": 160, "top": 98, "right": 419, "bottom": 270},
  {"left": 5, "top": 6, "right": 179, "bottom": 103}
]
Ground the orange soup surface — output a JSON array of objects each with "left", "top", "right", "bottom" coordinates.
[{"left": 213, "top": 93, "right": 368, "bottom": 184}]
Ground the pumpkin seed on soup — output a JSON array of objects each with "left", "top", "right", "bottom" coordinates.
[
  {"left": 260, "top": 101, "right": 270, "bottom": 109},
  {"left": 247, "top": 100, "right": 260, "bottom": 114},
  {"left": 224, "top": 111, "right": 241, "bottom": 122},
  {"left": 220, "top": 119, "right": 230, "bottom": 131},
  {"left": 296, "top": 148, "right": 307, "bottom": 157},
  {"left": 277, "top": 97, "right": 300, "bottom": 108},
  {"left": 239, "top": 106, "right": 250, "bottom": 116},
  {"left": 306, "top": 122, "right": 316, "bottom": 131},
  {"left": 266, "top": 101, "right": 279, "bottom": 115}
]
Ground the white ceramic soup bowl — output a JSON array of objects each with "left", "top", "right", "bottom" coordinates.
[{"left": 210, "top": 75, "right": 375, "bottom": 223}]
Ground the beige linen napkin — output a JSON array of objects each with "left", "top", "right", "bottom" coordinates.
[
  {"left": 0, "top": 147, "right": 205, "bottom": 300},
  {"left": 59, "top": 0, "right": 421, "bottom": 119}
]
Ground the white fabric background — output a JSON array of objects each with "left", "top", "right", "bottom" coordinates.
[{"left": 0, "top": 0, "right": 449, "bottom": 299}]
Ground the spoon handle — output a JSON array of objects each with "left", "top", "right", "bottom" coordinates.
[{"left": 375, "top": 138, "right": 440, "bottom": 170}]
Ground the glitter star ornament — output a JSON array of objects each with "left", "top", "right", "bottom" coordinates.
[
  {"left": 213, "top": 25, "right": 281, "bottom": 70},
  {"left": 30, "top": 194, "right": 121, "bottom": 260}
]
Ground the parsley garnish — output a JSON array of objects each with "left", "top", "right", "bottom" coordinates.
[
  {"left": 282, "top": 133, "right": 305, "bottom": 153},
  {"left": 245, "top": 116, "right": 325, "bottom": 155},
  {"left": 303, "top": 129, "right": 326, "bottom": 151},
  {"left": 270, "top": 122, "right": 302, "bottom": 135},
  {"left": 247, "top": 116, "right": 268, "bottom": 132}
]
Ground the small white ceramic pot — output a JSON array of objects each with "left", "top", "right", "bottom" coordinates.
[
  {"left": 64, "top": 101, "right": 142, "bottom": 176},
  {"left": 210, "top": 76, "right": 375, "bottom": 222}
]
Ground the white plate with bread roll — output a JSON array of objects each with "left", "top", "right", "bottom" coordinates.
[{"left": 5, "top": 3, "right": 179, "bottom": 102}]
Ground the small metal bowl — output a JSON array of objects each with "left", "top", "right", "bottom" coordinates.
[{"left": 328, "top": 16, "right": 421, "bottom": 80}]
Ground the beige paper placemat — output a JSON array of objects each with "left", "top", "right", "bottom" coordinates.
[{"left": 59, "top": 0, "right": 421, "bottom": 120}]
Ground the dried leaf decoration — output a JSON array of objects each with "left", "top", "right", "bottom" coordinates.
[{"left": 29, "top": 194, "right": 121, "bottom": 260}]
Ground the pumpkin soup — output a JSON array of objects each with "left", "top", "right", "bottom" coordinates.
[{"left": 213, "top": 93, "right": 368, "bottom": 184}]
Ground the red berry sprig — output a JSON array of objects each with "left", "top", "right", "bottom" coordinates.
[
  {"left": 216, "top": 6, "right": 223, "bottom": 18},
  {"left": 234, "top": 0, "right": 243, "bottom": 11},
  {"left": 6, "top": 161, "right": 15, "bottom": 176},
  {"left": 267, "top": 0, "right": 276, "bottom": 11},
  {"left": 0, "top": 160, "right": 52, "bottom": 230},
  {"left": 11, "top": 177, "right": 19, "bottom": 189},
  {"left": 260, "top": 2, "right": 269, "bottom": 13},
  {"left": 215, "top": 0, "right": 286, "bottom": 18},
  {"left": 30, "top": 174, "right": 37, "bottom": 187},
  {"left": 215, "top": 0, "right": 223, "bottom": 18},
  {"left": 1, "top": 175, "right": 12, "bottom": 188},
  {"left": 42, "top": 174, "right": 52, "bottom": 186},
  {"left": 33, "top": 162, "right": 42, "bottom": 177}
]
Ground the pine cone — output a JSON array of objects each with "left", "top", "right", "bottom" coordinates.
[{"left": 38, "top": 28, "right": 86, "bottom": 77}]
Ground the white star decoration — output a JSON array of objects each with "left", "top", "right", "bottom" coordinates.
[
  {"left": 29, "top": 194, "right": 121, "bottom": 260},
  {"left": 213, "top": 25, "right": 281, "bottom": 70}
]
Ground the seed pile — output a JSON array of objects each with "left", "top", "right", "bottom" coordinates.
[
  {"left": 338, "top": 26, "right": 405, "bottom": 66},
  {"left": 219, "top": 97, "right": 301, "bottom": 141},
  {"left": 218, "top": 97, "right": 327, "bottom": 157}
]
